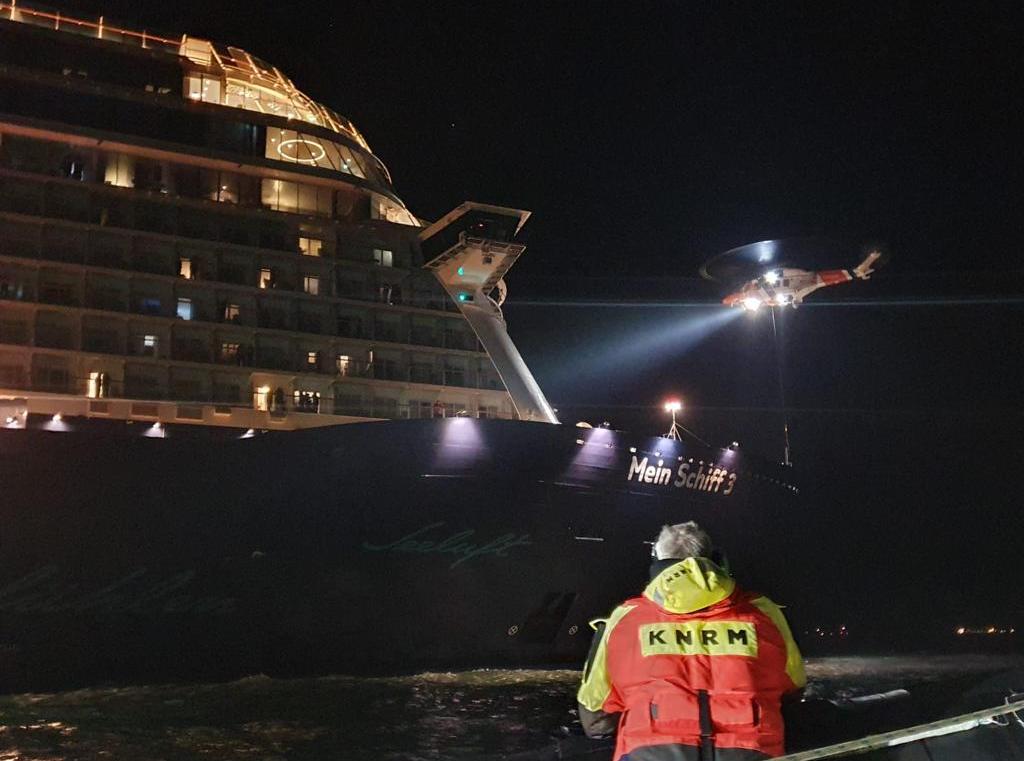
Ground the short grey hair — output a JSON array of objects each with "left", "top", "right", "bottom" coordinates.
[{"left": 653, "top": 522, "right": 712, "bottom": 560}]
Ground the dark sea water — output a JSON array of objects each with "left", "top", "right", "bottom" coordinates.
[{"left": 1, "top": 655, "right": 1021, "bottom": 760}]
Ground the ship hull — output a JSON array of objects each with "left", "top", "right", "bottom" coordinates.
[{"left": 0, "top": 418, "right": 796, "bottom": 691}]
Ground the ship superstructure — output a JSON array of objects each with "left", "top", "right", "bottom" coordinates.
[{"left": 0, "top": 3, "right": 519, "bottom": 430}]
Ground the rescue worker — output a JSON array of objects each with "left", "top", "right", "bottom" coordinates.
[{"left": 577, "top": 522, "right": 805, "bottom": 760}]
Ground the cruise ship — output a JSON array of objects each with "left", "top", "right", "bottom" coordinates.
[{"left": 0, "top": 3, "right": 799, "bottom": 691}]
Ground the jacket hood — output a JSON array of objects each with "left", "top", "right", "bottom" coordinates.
[{"left": 643, "top": 557, "right": 735, "bottom": 614}]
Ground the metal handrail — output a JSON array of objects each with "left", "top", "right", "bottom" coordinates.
[{"left": 778, "top": 697, "right": 1024, "bottom": 760}]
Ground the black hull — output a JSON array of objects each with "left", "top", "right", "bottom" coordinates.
[{"left": 0, "top": 418, "right": 796, "bottom": 691}]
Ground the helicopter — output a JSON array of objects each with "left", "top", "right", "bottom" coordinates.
[{"left": 702, "top": 239, "right": 884, "bottom": 311}]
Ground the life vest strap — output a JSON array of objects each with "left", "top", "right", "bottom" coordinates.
[{"left": 698, "top": 689, "right": 715, "bottom": 761}]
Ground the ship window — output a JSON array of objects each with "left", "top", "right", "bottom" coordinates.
[
  {"left": 253, "top": 385, "right": 271, "bottom": 412},
  {"left": 179, "top": 257, "right": 193, "bottom": 280},
  {"left": 303, "top": 276, "right": 320, "bottom": 296},
  {"left": 265, "top": 127, "right": 367, "bottom": 179},
  {"left": 176, "top": 298, "right": 193, "bottom": 320},
  {"left": 61, "top": 154, "right": 86, "bottom": 181},
  {"left": 185, "top": 74, "right": 222, "bottom": 104},
  {"left": 139, "top": 334, "right": 159, "bottom": 356},
  {"left": 371, "top": 193, "right": 419, "bottom": 227},
  {"left": 223, "top": 303, "right": 240, "bottom": 322},
  {"left": 336, "top": 354, "right": 352, "bottom": 376},
  {"left": 306, "top": 350, "right": 320, "bottom": 369},
  {"left": 103, "top": 152, "right": 135, "bottom": 188},
  {"left": 373, "top": 248, "right": 394, "bottom": 267},
  {"left": 260, "top": 179, "right": 332, "bottom": 217},
  {"left": 259, "top": 268, "right": 273, "bottom": 289},
  {"left": 299, "top": 237, "right": 323, "bottom": 257},
  {"left": 220, "top": 343, "right": 240, "bottom": 362},
  {"left": 293, "top": 390, "right": 321, "bottom": 413},
  {"left": 87, "top": 371, "right": 108, "bottom": 399}
]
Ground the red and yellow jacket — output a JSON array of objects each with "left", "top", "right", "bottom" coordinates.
[{"left": 577, "top": 558, "right": 805, "bottom": 760}]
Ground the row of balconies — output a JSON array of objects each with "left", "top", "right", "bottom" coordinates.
[
  {"left": 0, "top": 235, "right": 464, "bottom": 315},
  {"left": 0, "top": 284, "right": 481, "bottom": 351},
  {"left": 12, "top": 372, "right": 505, "bottom": 420},
  {"left": 0, "top": 164, "right": 393, "bottom": 257},
  {"left": 1, "top": 323, "right": 503, "bottom": 391}
]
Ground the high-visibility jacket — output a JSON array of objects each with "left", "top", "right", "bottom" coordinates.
[{"left": 577, "top": 558, "right": 805, "bottom": 760}]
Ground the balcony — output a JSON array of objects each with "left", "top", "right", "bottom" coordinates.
[
  {"left": 124, "top": 380, "right": 166, "bottom": 400},
  {"left": 216, "top": 346, "right": 253, "bottom": 366},
  {"left": 411, "top": 327, "right": 442, "bottom": 347},
  {"left": 374, "top": 325, "right": 402, "bottom": 343},
  {"left": 408, "top": 364, "right": 437, "bottom": 384},
  {"left": 131, "top": 256, "right": 175, "bottom": 276},
  {"left": 336, "top": 320, "right": 364, "bottom": 339},
  {"left": 298, "top": 314, "right": 323, "bottom": 334},
  {"left": 86, "top": 292, "right": 128, "bottom": 312},
  {"left": 82, "top": 332, "right": 123, "bottom": 354},
  {"left": 34, "top": 327, "right": 75, "bottom": 349},
  {"left": 258, "top": 311, "right": 292, "bottom": 331},
  {"left": 172, "top": 341, "right": 213, "bottom": 363},
  {"left": 444, "top": 370, "right": 466, "bottom": 387},
  {"left": 87, "top": 250, "right": 128, "bottom": 269},
  {"left": 38, "top": 286, "right": 79, "bottom": 307},
  {"left": 372, "top": 362, "right": 405, "bottom": 382},
  {"left": 254, "top": 352, "right": 293, "bottom": 371},
  {"left": 444, "top": 332, "right": 477, "bottom": 351},
  {"left": 0, "top": 321, "right": 30, "bottom": 345},
  {"left": 218, "top": 266, "right": 249, "bottom": 286}
]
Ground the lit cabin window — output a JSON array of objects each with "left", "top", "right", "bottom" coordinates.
[
  {"left": 179, "top": 257, "right": 193, "bottom": 279},
  {"left": 254, "top": 385, "right": 271, "bottom": 412},
  {"left": 303, "top": 276, "right": 320, "bottom": 296},
  {"left": 299, "top": 237, "right": 322, "bottom": 257},
  {"left": 87, "top": 371, "right": 108, "bottom": 399},
  {"left": 141, "top": 334, "right": 158, "bottom": 356},
  {"left": 373, "top": 249, "right": 394, "bottom": 267},
  {"left": 293, "top": 389, "right": 321, "bottom": 413},
  {"left": 103, "top": 153, "right": 134, "bottom": 188},
  {"left": 220, "top": 343, "right": 240, "bottom": 362},
  {"left": 185, "top": 74, "right": 222, "bottom": 104},
  {"left": 336, "top": 354, "right": 351, "bottom": 376},
  {"left": 176, "top": 298, "right": 193, "bottom": 320},
  {"left": 223, "top": 303, "right": 240, "bottom": 322},
  {"left": 306, "top": 350, "right": 320, "bottom": 368},
  {"left": 259, "top": 268, "right": 273, "bottom": 289}
]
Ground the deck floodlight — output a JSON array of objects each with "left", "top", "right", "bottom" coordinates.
[{"left": 663, "top": 399, "right": 684, "bottom": 440}]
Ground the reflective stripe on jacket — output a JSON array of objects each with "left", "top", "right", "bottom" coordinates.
[{"left": 577, "top": 557, "right": 805, "bottom": 760}]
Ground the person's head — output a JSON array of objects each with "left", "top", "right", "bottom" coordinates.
[{"left": 652, "top": 521, "right": 712, "bottom": 561}]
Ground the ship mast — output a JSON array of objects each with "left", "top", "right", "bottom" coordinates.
[{"left": 420, "top": 203, "right": 559, "bottom": 424}]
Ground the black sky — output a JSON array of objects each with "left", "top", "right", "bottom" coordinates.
[{"left": 59, "top": 0, "right": 1024, "bottom": 623}]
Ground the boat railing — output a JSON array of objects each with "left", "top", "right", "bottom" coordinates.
[{"left": 777, "top": 697, "right": 1024, "bottom": 760}]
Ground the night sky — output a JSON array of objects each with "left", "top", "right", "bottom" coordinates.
[{"left": 63, "top": 1, "right": 1024, "bottom": 634}]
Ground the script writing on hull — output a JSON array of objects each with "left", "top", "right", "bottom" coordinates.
[
  {"left": 362, "top": 522, "right": 532, "bottom": 569},
  {"left": 626, "top": 455, "right": 737, "bottom": 495}
]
